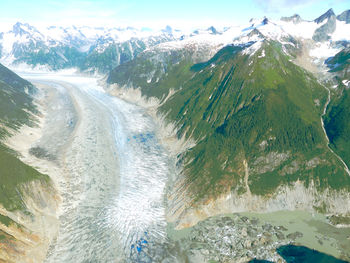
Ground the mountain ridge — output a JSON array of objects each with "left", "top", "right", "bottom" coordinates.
[
  {"left": 314, "top": 8, "right": 336, "bottom": 24},
  {"left": 107, "top": 37, "right": 350, "bottom": 227},
  {"left": 337, "top": 9, "right": 350, "bottom": 24},
  {"left": 1, "top": 8, "right": 350, "bottom": 73}
]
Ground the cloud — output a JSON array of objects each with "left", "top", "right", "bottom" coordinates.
[{"left": 253, "top": 0, "right": 317, "bottom": 13}]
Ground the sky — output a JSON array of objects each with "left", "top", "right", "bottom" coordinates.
[{"left": 0, "top": 0, "right": 348, "bottom": 29}]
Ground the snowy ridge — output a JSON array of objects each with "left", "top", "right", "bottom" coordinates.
[
  {"left": 131, "top": 12, "right": 350, "bottom": 59},
  {"left": 0, "top": 9, "right": 349, "bottom": 72}
]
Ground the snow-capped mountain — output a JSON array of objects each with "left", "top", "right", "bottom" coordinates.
[
  {"left": 0, "top": 22, "right": 232, "bottom": 73},
  {"left": 0, "top": 23, "right": 178, "bottom": 73},
  {"left": 0, "top": 9, "right": 349, "bottom": 74},
  {"left": 125, "top": 8, "right": 350, "bottom": 70}
]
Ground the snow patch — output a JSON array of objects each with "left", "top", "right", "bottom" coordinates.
[
  {"left": 243, "top": 41, "right": 262, "bottom": 56},
  {"left": 257, "top": 22, "right": 289, "bottom": 41},
  {"left": 258, "top": 49, "right": 265, "bottom": 58},
  {"left": 332, "top": 21, "right": 350, "bottom": 42},
  {"left": 279, "top": 20, "right": 323, "bottom": 39},
  {"left": 309, "top": 43, "right": 340, "bottom": 61}
]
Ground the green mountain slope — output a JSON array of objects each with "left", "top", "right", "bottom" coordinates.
[
  {"left": 0, "top": 63, "right": 49, "bottom": 213},
  {"left": 327, "top": 47, "right": 350, "bottom": 73},
  {"left": 0, "top": 63, "right": 53, "bottom": 262},
  {"left": 107, "top": 44, "right": 216, "bottom": 99},
  {"left": 161, "top": 41, "right": 348, "bottom": 199},
  {"left": 108, "top": 39, "right": 350, "bottom": 210},
  {"left": 324, "top": 47, "right": 350, "bottom": 168},
  {"left": 81, "top": 39, "right": 152, "bottom": 73},
  {"left": 0, "top": 64, "right": 37, "bottom": 137}
]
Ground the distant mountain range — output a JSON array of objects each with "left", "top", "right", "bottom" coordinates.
[
  {"left": 0, "top": 9, "right": 349, "bottom": 74},
  {"left": 0, "top": 22, "right": 179, "bottom": 73},
  {"left": 0, "top": 22, "right": 220, "bottom": 73}
]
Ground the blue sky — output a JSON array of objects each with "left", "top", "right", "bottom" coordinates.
[{"left": 0, "top": 0, "right": 348, "bottom": 28}]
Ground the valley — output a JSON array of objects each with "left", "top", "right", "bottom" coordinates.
[
  {"left": 3, "top": 71, "right": 349, "bottom": 263},
  {"left": 0, "top": 5, "right": 350, "bottom": 263},
  {"left": 13, "top": 73, "right": 179, "bottom": 262}
]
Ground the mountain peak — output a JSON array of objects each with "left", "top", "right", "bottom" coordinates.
[
  {"left": 312, "top": 9, "right": 337, "bottom": 42},
  {"left": 162, "top": 25, "right": 172, "bottom": 34},
  {"left": 246, "top": 17, "right": 269, "bottom": 28},
  {"left": 262, "top": 17, "right": 269, "bottom": 25},
  {"left": 314, "top": 8, "right": 335, "bottom": 24},
  {"left": 247, "top": 28, "right": 264, "bottom": 39},
  {"left": 207, "top": 26, "right": 218, "bottom": 34},
  {"left": 281, "top": 14, "right": 302, "bottom": 24},
  {"left": 13, "top": 22, "right": 28, "bottom": 36},
  {"left": 337, "top": 9, "right": 350, "bottom": 24},
  {"left": 12, "top": 22, "right": 40, "bottom": 37}
]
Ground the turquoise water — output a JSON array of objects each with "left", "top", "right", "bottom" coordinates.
[
  {"left": 250, "top": 245, "right": 349, "bottom": 263},
  {"left": 277, "top": 245, "right": 349, "bottom": 263}
]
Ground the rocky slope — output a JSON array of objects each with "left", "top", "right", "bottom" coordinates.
[{"left": 0, "top": 63, "right": 59, "bottom": 262}]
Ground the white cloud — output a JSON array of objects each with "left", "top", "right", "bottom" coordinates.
[{"left": 253, "top": 0, "right": 317, "bottom": 13}]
